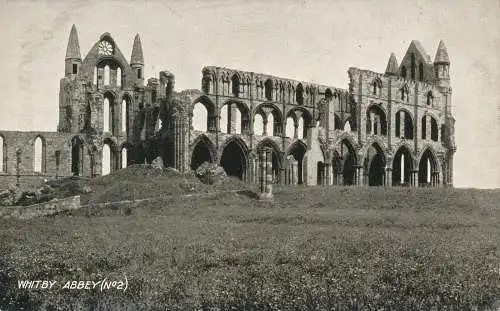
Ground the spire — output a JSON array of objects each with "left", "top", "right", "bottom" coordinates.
[
  {"left": 65, "top": 24, "right": 81, "bottom": 60},
  {"left": 385, "top": 52, "right": 399, "bottom": 75},
  {"left": 130, "top": 33, "right": 144, "bottom": 65},
  {"left": 434, "top": 40, "right": 450, "bottom": 64}
]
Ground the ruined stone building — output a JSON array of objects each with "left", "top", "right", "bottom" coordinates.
[{"left": 0, "top": 25, "right": 456, "bottom": 188}]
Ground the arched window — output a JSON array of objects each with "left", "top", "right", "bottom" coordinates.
[
  {"left": 104, "top": 65, "right": 110, "bottom": 86},
  {"left": 426, "top": 91, "right": 434, "bottom": 106},
  {"left": 116, "top": 67, "right": 122, "bottom": 87},
  {"left": 400, "top": 87, "right": 409, "bottom": 102},
  {"left": 421, "top": 116, "right": 427, "bottom": 140},
  {"left": 401, "top": 66, "right": 407, "bottom": 79},
  {"left": 121, "top": 147, "right": 128, "bottom": 169},
  {"left": 296, "top": 84, "right": 304, "bottom": 105},
  {"left": 231, "top": 74, "right": 240, "bottom": 97},
  {"left": 103, "top": 98, "right": 110, "bottom": 132},
  {"left": 419, "top": 63, "right": 424, "bottom": 81},
  {"left": 192, "top": 102, "right": 208, "bottom": 132},
  {"left": 265, "top": 79, "right": 273, "bottom": 101},
  {"left": 431, "top": 118, "right": 438, "bottom": 141},
  {"left": 121, "top": 99, "right": 127, "bottom": 134},
  {"left": 102, "top": 143, "right": 111, "bottom": 176},
  {"left": 33, "top": 136, "right": 45, "bottom": 173}
]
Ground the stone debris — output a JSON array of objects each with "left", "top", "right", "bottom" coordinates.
[{"left": 195, "top": 162, "right": 227, "bottom": 185}]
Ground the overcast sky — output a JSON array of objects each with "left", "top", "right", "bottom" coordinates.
[{"left": 0, "top": 0, "right": 498, "bottom": 188}]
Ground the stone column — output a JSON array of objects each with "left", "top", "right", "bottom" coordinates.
[
  {"left": 370, "top": 112, "right": 375, "bottom": 134},
  {"left": 385, "top": 167, "right": 392, "bottom": 187},
  {"left": 55, "top": 151, "right": 60, "bottom": 179},
  {"left": 411, "top": 170, "right": 419, "bottom": 187},
  {"left": 259, "top": 147, "right": 273, "bottom": 200},
  {"left": 16, "top": 149, "right": 21, "bottom": 186},
  {"left": 229, "top": 104, "right": 238, "bottom": 134},
  {"left": 324, "top": 163, "right": 331, "bottom": 186}
]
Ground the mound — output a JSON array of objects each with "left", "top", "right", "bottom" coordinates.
[{"left": 83, "top": 164, "right": 250, "bottom": 204}]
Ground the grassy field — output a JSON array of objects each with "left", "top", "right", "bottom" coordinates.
[{"left": 1, "top": 168, "right": 499, "bottom": 310}]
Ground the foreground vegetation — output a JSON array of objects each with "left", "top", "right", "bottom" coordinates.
[{"left": 0, "top": 168, "right": 499, "bottom": 310}]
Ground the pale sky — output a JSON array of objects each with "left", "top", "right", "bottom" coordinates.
[{"left": 0, "top": 0, "right": 498, "bottom": 188}]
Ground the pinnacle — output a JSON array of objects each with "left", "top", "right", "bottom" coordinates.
[
  {"left": 434, "top": 40, "right": 450, "bottom": 64},
  {"left": 130, "top": 33, "right": 144, "bottom": 65},
  {"left": 65, "top": 24, "right": 81, "bottom": 60},
  {"left": 385, "top": 52, "right": 399, "bottom": 75}
]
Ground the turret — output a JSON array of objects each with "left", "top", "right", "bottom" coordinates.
[
  {"left": 65, "top": 24, "right": 82, "bottom": 76},
  {"left": 385, "top": 52, "right": 399, "bottom": 76},
  {"left": 130, "top": 33, "right": 144, "bottom": 87},
  {"left": 434, "top": 40, "right": 450, "bottom": 88}
]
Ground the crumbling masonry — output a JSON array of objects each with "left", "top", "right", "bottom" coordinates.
[{"left": 0, "top": 25, "right": 456, "bottom": 188}]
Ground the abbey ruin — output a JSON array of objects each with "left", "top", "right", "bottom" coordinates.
[{"left": 0, "top": 25, "right": 456, "bottom": 188}]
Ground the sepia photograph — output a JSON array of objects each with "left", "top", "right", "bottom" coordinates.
[{"left": 0, "top": 0, "right": 499, "bottom": 309}]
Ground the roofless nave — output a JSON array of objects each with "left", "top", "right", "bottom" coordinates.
[{"left": 0, "top": 25, "right": 456, "bottom": 188}]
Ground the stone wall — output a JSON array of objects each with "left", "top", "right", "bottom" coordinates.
[{"left": 0, "top": 195, "right": 80, "bottom": 220}]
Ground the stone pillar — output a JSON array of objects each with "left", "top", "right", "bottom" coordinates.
[
  {"left": 324, "top": 163, "right": 331, "bottom": 186},
  {"left": 259, "top": 147, "right": 273, "bottom": 200},
  {"left": 355, "top": 166, "right": 364, "bottom": 187},
  {"left": 263, "top": 118, "right": 268, "bottom": 136},
  {"left": 376, "top": 116, "right": 381, "bottom": 135},
  {"left": 229, "top": 104, "right": 237, "bottom": 134},
  {"left": 385, "top": 167, "right": 392, "bottom": 187},
  {"left": 16, "top": 149, "right": 21, "bottom": 186},
  {"left": 337, "top": 173, "right": 343, "bottom": 186},
  {"left": 55, "top": 151, "right": 60, "bottom": 179},
  {"left": 426, "top": 116, "right": 431, "bottom": 141},
  {"left": 370, "top": 112, "right": 375, "bottom": 134},
  {"left": 411, "top": 170, "right": 419, "bottom": 187}
]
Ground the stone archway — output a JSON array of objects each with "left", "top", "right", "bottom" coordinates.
[
  {"left": 340, "top": 139, "right": 357, "bottom": 185},
  {"left": 285, "top": 141, "right": 307, "bottom": 184},
  {"left": 418, "top": 148, "right": 438, "bottom": 186},
  {"left": 365, "top": 143, "right": 385, "bottom": 186},
  {"left": 190, "top": 136, "right": 215, "bottom": 170},
  {"left": 220, "top": 138, "right": 248, "bottom": 180},
  {"left": 392, "top": 146, "right": 413, "bottom": 186}
]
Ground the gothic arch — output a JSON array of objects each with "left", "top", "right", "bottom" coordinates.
[
  {"left": 395, "top": 108, "right": 414, "bottom": 139},
  {"left": 284, "top": 140, "right": 307, "bottom": 184},
  {"left": 418, "top": 147, "right": 440, "bottom": 186},
  {"left": 219, "top": 136, "right": 249, "bottom": 180},
  {"left": 338, "top": 139, "right": 357, "bottom": 186},
  {"left": 365, "top": 104, "right": 388, "bottom": 136},
  {"left": 191, "top": 95, "right": 216, "bottom": 132},
  {"left": 392, "top": 145, "right": 414, "bottom": 186},
  {"left": 364, "top": 143, "right": 386, "bottom": 186},
  {"left": 219, "top": 99, "right": 251, "bottom": 134},
  {"left": 256, "top": 138, "right": 283, "bottom": 183},
  {"left": 71, "top": 135, "right": 85, "bottom": 176},
  {"left": 190, "top": 134, "right": 216, "bottom": 170},
  {"left": 33, "top": 135, "right": 46, "bottom": 173},
  {"left": 253, "top": 103, "right": 283, "bottom": 137}
]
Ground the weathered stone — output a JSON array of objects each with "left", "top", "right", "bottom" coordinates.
[
  {"left": 151, "top": 156, "right": 164, "bottom": 170},
  {"left": 195, "top": 162, "right": 227, "bottom": 185}
]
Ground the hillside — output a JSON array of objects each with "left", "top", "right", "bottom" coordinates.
[{"left": 0, "top": 168, "right": 499, "bottom": 310}]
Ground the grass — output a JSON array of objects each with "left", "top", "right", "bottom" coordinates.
[{"left": 0, "top": 168, "right": 499, "bottom": 310}]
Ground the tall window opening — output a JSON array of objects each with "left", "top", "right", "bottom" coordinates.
[
  {"left": 117, "top": 67, "right": 122, "bottom": 87},
  {"left": 33, "top": 136, "right": 44, "bottom": 173},
  {"left": 231, "top": 74, "right": 240, "bottom": 97},
  {"left": 265, "top": 79, "right": 273, "bottom": 101},
  {"left": 410, "top": 53, "right": 415, "bottom": 80},
  {"left": 104, "top": 65, "right": 110, "bottom": 86}
]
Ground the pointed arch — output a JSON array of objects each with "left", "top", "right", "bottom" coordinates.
[
  {"left": 418, "top": 148, "right": 439, "bottom": 186},
  {"left": 284, "top": 140, "right": 307, "bottom": 184},
  {"left": 392, "top": 145, "right": 414, "bottom": 186},
  {"left": 395, "top": 109, "right": 414, "bottom": 139},
  {"left": 296, "top": 83, "right": 304, "bottom": 105},
  {"left": 71, "top": 136, "right": 84, "bottom": 176},
  {"left": 339, "top": 138, "right": 357, "bottom": 185},
  {"left": 364, "top": 143, "right": 386, "bottom": 186},
  {"left": 191, "top": 134, "right": 216, "bottom": 170},
  {"left": 366, "top": 104, "right": 387, "bottom": 136},
  {"left": 120, "top": 143, "right": 132, "bottom": 169},
  {"left": 254, "top": 103, "right": 283, "bottom": 137},
  {"left": 116, "top": 67, "right": 122, "bottom": 87},
  {"left": 220, "top": 100, "right": 250, "bottom": 134},
  {"left": 220, "top": 136, "right": 249, "bottom": 180},
  {"left": 371, "top": 77, "right": 382, "bottom": 96},
  {"left": 104, "top": 64, "right": 110, "bottom": 86},
  {"left": 33, "top": 135, "right": 46, "bottom": 173},
  {"left": 102, "top": 138, "right": 117, "bottom": 176},
  {"left": 264, "top": 79, "right": 273, "bottom": 101},
  {"left": 256, "top": 138, "right": 282, "bottom": 183},
  {"left": 231, "top": 73, "right": 240, "bottom": 97},
  {"left": 192, "top": 95, "right": 216, "bottom": 133}
]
